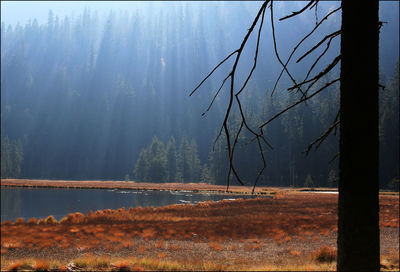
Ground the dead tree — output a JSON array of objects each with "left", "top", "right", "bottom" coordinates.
[{"left": 190, "top": 0, "right": 380, "bottom": 270}]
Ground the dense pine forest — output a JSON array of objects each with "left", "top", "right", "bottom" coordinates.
[{"left": 1, "top": 3, "right": 398, "bottom": 189}]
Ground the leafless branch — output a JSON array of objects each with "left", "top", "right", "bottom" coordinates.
[
  {"left": 303, "top": 120, "right": 340, "bottom": 155},
  {"left": 279, "top": 0, "right": 316, "bottom": 21},
  {"left": 304, "top": 35, "right": 336, "bottom": 81},
  {"left": 191, "top": 0, "right": 341, "bottom": 193},
  {"left": 202, "top": 74, "right": 231, "bottom": 116},
  {"left": 270, "top": 1, "right": 305, "bottom": 98},
  {"left": 329, "top": 152, "right": 339, "bottom": 164},
  {"left": 314, "top": 1, "right": 319, "bottom": 25},
  {"left": 296, "top": 30, "right": 341, "bottom": 64},
  {"left": 260, "top": 78, "right": 340, "bottom": 129},
  {"left": 251, "top": 137, "right": 267, "bottom": 194},
  {"left": 271, "top": 6, "right": 341, "bottom": 96},
  {"left": 288, "top": 54, "right": 341, "bottom": 93},
  {"left": 189, "top": 50, "right": 238, "bottom": 97},
  {"left": 333, "top": 109, "right": 340, "bottom": 136}
]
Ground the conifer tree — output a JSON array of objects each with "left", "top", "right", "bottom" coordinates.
[
  {"left": 146, "top": 136, "right": 167, "bottom": 182},
  {"left": 133, "top": 149, "right": 148, "bottom": 181},
  {"left": 166, "top": 136, "right": 177, "bottom": 181},
  {"left": 176, "top": 135, "right": 190, "bottom": 182}
]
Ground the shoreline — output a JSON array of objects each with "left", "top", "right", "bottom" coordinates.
[
  {"left": 1, "top": 194, "right": 399, "bottom": 271},
  {"left": 1, "top": 178, "right": 337, "bottom": 196},
  {"left": 2, "top": 179, "right": 398, "bottom": 196}
]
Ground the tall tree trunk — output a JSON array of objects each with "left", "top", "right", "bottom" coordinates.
[{"left": 338, "top": 1, "right": 380, "bottom": 271}]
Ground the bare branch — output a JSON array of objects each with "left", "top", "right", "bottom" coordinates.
[
  {"left": 260, "top": 78, "right": 340, "bottom": 129},
  {"left": 202, "top": 74, "right": 231, "bottom": 116},
  {"left": 314, "top": 1, "right": 319, "bottom": 25},
  {"left": 288, "top": 54, "right": 341, "bottom": 91},
  {"left": 279, "top": 0, "right": 316, "bottom": 21},
  {"left": 303, "top": 120, "right": 340, "bottom": 155},
  {"left": 296, "top": 30, "right": 341, "bottom": 63},
  {"left": 216, "top": 1, "right": 270, "bottom": 190},
  {"left": 236, "top": 5, "right": 266, "bottom": 97},
  {"left": 251, "top": 137, "right": 267, "bottom": 194},
  {"left": 333, "top": 109, "right": 340, "bottom": 136},
  {"left": 189, "top": 50, "right": 238, "bottom": 97},
  {"left": 192, "top": 0, "right": 341, "bottom": 192},
  {"left": 271, "top": 6, "right": 341, "bottom": 96},
  {"left": 304, "top": 35, "right": 335, "bottom": 81},
  {"left": 270, "top": 1, "right": 305, "bottom": 97},
  {"left": 329, "top": 152, "right": 339, "bottom": 164}
]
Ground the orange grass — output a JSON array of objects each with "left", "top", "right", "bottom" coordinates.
[
  {"left": 1, "top": 191, "right": 398, "bottom": 271},
  {"left": 312, "top": 246, "right": 337, "bottom": 263},
  {"left": 1, "top": 194, "right": 398, "bottom": 253},
  {"left": 0, "top": 178, "right": 278, "bottom": 195},
  {"left": 33, "top": 259, "right": 50, "bottom": 271}
]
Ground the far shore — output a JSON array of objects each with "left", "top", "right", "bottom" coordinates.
[
  {"left": 0, "top": 178, "right": 343, "bottom": 196},
  {"left": 2, "top": 179, "right": 398, "bottom": 196}
]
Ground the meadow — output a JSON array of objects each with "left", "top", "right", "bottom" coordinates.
[{"left": 1, "top": 182, "right": 399, "bottom": 271}]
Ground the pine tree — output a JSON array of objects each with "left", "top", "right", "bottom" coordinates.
[
  {"left": 166, "top": 136, "right": 177, "bottom": 181},
  {"left": 146, "top": 136, "right": 167, "bottom": 182},
  {"left": 133, "top": 149, "right": 148, "bottom": 181},
  {"left": 176, "top": 135, "right": 190, "bottom": 182},
  {"left": 200, "top": 163, "right": 215, "bottom": 184},
  {"left": 189, "top": 139, "right": 201, "bottom": 182}
]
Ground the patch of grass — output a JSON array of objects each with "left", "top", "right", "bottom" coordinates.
[
  {"left": 312, "top": 246, "right": 337, "bottom": 263},
  {"left": 381, "top": 250, "right": 400, "bottom": 271},
  {"left": 5, "top": 260, "right": 33, "bottom": 271},
  {"left": 33, "top": 259, "right": 50, "bottom": 271},
  {"left": 111, "top": 259, "right": 132, "bottom": 271}
]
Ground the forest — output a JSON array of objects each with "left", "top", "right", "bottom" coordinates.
[{"left": 1, "top": 2, "right": 398, "bottom": 188}]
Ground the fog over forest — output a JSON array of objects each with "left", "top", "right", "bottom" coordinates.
[{"left": 1, "top": 2, "right": 398, "bottom": 188}]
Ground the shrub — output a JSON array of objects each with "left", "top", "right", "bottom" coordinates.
[
  {"left": 33, "top": 260, "right": 50, "bottom": 271},
  {"left": 45, "top": 215, "right": 58, "bottom": 224},
  {"left": 14, "top": 218, "right": 24, "bottom": 224},
  {"left": 27, "top": 218, "right": 37, "bottom": 225},
  {"left": 313, "top": 246, "right": 337, "bottom": 263},
  {"left": 304, "top": 174, "right": 315, "bottom": 188}
]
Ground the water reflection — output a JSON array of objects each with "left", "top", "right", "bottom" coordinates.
[{"left": 1, "top": 187, "right": 254, "bottom": 221}]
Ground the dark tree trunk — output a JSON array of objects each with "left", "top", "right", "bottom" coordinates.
[{"left": 338, "top": 1, "right": 380, "bottom": 271}]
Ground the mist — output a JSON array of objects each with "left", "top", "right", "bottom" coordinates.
[{"left": 1, "top": 1, "right": 398, "bottom": 188}]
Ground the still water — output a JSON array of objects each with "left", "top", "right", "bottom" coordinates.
[{"left": 1, "top": 187, "right": 254, "bottom": 221}]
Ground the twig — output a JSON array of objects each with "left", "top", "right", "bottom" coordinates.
[
  {"left": 303, "top": 120, "right": 340, "bottom": 155},
  {"left": 296, "top": 30, "right": 341, "bottom": 63},
  {"left": 271, "top": 6, "right": 341, "bottom": 96},
  {"left": 288, "top": 55, "right": 341, "bottom": 92},
  {"left": 202, "top": 74, "right": 231, "bottom": 116},
  {"left": 189, "top": 50, "right": 238, "bottom": 97},
  {"left": 252, "top": 137, "right": 267, "bottom": 194},
  {"left": 270, "top": 0, "right": 305, "bottom": 98},
  {"left": 329, "top": 152, "right": 339, "bottom": 164},
  {"left": 304, "top": 35, "right": 336, "bottom": 82},
  {"left": 279, "top": 0, "right": 316, "bottom": 21},
  {"left": 260, "top": 78, "right": 340, "bottom": 129}
]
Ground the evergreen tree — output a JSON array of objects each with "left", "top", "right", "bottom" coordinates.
[
  {"left": 166, "top": 136, "right": 177, "bottom": 181},
  {"left": 146, "top": 136, "right": 167, "bottom": 182},
  {"left": 200, "top": 163, "right": 215, "bottom": 184},
  {"left": 189, "top": 139, "right": 201, "bottom": 182},
  {"left": 133, "top": 149, "right": 148, "bottom": 181},
  {"left": 176, "top": 135, "right": 190, "bottom": 182},
  {"left": 1, "top": 136, "right": 24, "bottom": 178},
  {"left": 304, "top": 174, "right": 315, "bottom": 188}
]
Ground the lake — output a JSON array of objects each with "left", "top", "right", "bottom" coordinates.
[{"left": 1, "top": 187, "right": 255, "bottom": 221}]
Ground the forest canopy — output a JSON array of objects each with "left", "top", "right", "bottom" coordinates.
[{"left": 1, "top": 2, "right": 398, "bottom": 188}]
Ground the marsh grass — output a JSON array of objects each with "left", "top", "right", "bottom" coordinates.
[
  {"left": 312, "top": 246, "right": 337, "bottom": 263},
  {"left": 1, "top": 192, "right": 398, "bottom": 271}
]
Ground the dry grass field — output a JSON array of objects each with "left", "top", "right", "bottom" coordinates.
[
  {"left": 0, "top": 178, "right": 339, "bottom": 195},
  {"left": 1, "top": 180, "right": 399, "bottom": 271}
]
